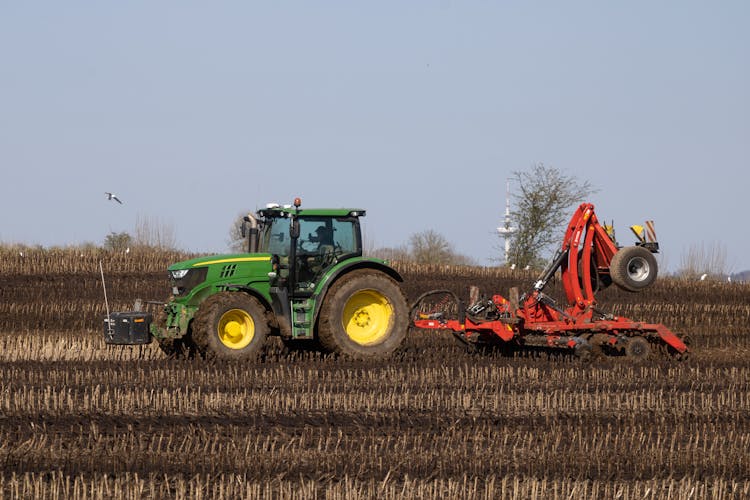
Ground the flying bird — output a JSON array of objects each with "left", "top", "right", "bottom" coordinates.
[{"left": 105, "top": 192, "right": 123, "bottom": 204}]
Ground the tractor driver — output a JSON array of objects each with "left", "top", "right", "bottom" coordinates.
[
  {"left": 299, "top": 225, "right": 335, "bottom": 281},
  {"left": 311, "top": 225, "right": 334, "bottom": 253}
]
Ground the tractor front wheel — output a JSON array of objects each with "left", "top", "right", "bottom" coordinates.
[
  {"left": 192, "top": 292, "right": 268, "bottom": 360},
  {"left": 318, "top": 270, "right": 408, "bottom": 359},
  {"left": 610, "top": 246, "right": 658, "bottom": 292}
]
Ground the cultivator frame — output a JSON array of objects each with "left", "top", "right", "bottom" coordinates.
[{"left": 411, "top": 203, "right": 690, "bottom": 360}]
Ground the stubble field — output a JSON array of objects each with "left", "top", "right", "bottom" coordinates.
[{"left": 0, "top": 248, "right": 748, "bottom": 498}]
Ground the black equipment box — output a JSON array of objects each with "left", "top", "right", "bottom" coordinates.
[{"left": 103, "top": 312, "right": 153, "bottom": 345}]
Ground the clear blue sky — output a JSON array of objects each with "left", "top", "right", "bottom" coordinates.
[{"left": 1, "top": 2, "right": 748, "bottom": 272}]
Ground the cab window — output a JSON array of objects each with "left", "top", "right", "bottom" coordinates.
[{"left": 298, "top": 217, "right": 359, "bottom": 256}]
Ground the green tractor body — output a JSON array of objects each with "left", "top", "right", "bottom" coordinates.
[
  {"left": 106, "top": 201, "right": 408, "bottom": 359},
  {"left": 157, "top": 253, "right": 275, "bottom": 339}
]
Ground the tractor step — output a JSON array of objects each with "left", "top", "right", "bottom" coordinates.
[{"left": 291, "top": 299, "right": 314, "bottom": 339}]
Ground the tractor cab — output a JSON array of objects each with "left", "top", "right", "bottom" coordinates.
[
  {"left": 255, "top": 200, "right": 365, "bottom": 294},
  {"left": 252, "top": 199, "right": 376, "bottom": 341},
  {"left": 258, "top": 212, "right": 362, "bottom": 292}
]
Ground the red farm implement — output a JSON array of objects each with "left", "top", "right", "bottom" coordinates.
[{"left": 410, "top": 203, "right": 690, "bottom": 360}]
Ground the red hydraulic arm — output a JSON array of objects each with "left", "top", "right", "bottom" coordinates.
[{"left": 560, "top": 203, "right": 618, "bottom": 309}]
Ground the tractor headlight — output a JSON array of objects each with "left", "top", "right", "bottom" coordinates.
[
  {"left": 169, "top": 267, "right": 208, "bottom": 297},
  {"left": 171, "top": 269, "right": 189, "bottom": 279}
]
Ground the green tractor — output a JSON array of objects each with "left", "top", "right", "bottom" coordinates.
[{"left": 103, "top": 198, "right": 409, "bottom": 360}]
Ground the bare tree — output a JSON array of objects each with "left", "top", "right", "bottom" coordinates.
[
  {"left": 408, "top": 230, "right": 476, "bottom": 265},
  {"left": 508, "top": 163, "right": 597, "bottom": 268},
  {"left": 104, "top": 231, "right": 132, "bottom": 252},
  {"left": 227, "top": 212, "right": 249, "bottom": 253},
  {"left": 133, "top": 215, "right": 178, "bottom": 250},
  {"left": 677, "top": 241, "right": 731, "bottom": 279},
  {"left": 409, "top": 230, "right": 453, "bottom": 264},
  {"left": 367, "top": 244, "right": 412, "bottom": 262},
  {"left": 361, "top": 228, "right": 411, "bottom": 262}
]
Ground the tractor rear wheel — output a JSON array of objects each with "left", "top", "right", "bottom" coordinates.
[
  {"left": 610, "top": 246, "right": 658, "bottom": 292},
  {"left": 318, "top": 270, "right": 408, "bottom": 359},
  {"left": 192, "top": 292, "right": 268, "bottom": 360}
]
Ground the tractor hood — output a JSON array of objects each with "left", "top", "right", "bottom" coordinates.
[
  {"left": 168, "top": 253, "right": 273, "bottom": 272},
  {"left": 167, "top": 253, "right": 275, "bottom": 303}
]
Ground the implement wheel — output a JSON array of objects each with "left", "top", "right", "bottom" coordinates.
[
  {"left": 610, "top": 246, "right": 658, "bottom": 292},
  {"left": 318, "top": 270, "right": 408, "bottom": 359},
  {"left": 192, "top": 292, "right": 268, "bottom": 360},
  {"left": 625, "top": 336, "right": 651, "bottom": 361}
]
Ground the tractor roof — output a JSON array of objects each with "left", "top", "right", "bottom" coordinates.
[{"left": 258, "top": 207, "right": 366, "bottom": 218}]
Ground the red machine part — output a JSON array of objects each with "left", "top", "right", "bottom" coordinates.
[{"left": 411, "top": 203, "right": 689, "bottom": 358}]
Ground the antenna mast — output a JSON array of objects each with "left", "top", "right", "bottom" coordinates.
[
  {"left": 100, "top": 261, "right": 113, "bottom": 339},
  {"left": 496, "top": 179, "right": 517, "bottom": 265}
]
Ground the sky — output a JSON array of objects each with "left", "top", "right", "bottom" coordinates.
[{"left": 1, "top": 2, "right": 748, "bottom": 273}]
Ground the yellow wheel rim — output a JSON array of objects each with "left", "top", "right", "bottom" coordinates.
[
  {"left": 217, "top": 309, "right": 255, "bottom": 349},
  {"left": 342, "top": 290, "right": 393, "bottom": 346}
]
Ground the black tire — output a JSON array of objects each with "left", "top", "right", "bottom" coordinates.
[
  {"left": 191, "top": 292, "right": 269, "bottom": 360},
  {"left": 318, "top": 270, "right": 408, "bottom": 359},
  {"left": 625, "top": 336, "right": 651, "bottom": 360},
  {"left": 610, "top": 246, "right": 658, "bottom": 292}
]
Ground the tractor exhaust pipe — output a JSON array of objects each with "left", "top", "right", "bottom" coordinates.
[{"left": 242, "top": 213, "right": 259, "bottom": 253}]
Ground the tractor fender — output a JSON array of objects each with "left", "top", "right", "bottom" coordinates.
[
  {"left": 217, "top": 281, "right": 274, "bottom": 312},
  {"left": 310, "top": 259, "right": 403, "bottom": 328}
]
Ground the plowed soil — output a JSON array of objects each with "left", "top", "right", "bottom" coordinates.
[{"left": 0, "top": 254, "right": 748, "bottom": 498}]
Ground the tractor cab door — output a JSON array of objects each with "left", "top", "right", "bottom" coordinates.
[{"left": 293, "top": 216, "right": 361, "bottom": 293}]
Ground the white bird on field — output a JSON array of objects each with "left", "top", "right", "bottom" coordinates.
[
  {"left": 105, "top": 192, "right": 123, "bottom": 204},
  {"left": 700, "top": 273, "right": 708, "bottom": 281}
]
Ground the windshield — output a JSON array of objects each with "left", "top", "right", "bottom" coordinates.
[{"left": 260, "top": 217, "right": 291, "bottom": 255}]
